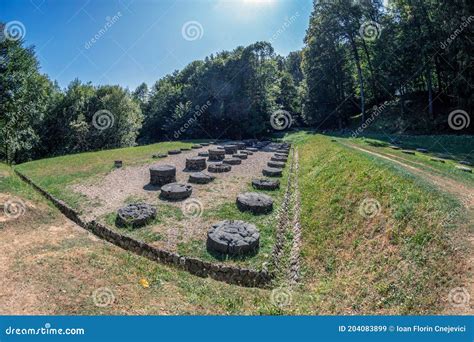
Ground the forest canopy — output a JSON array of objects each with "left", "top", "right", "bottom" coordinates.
[{"left": 1, "top": 0, "right": 472, "bottom": 164}]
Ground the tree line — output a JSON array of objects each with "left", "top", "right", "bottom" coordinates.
[{"left": 1, "top": 0, "right": 472, "bottom": 164}]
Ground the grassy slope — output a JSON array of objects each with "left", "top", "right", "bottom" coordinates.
[
  {"left": 5, "top": 132, "right": 468, "bottom": 314},
  {"left": 284, "top": 132, "right": 464, "bottom": 314}
]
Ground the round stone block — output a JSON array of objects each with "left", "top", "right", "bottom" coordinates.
[
  {"left": 208, "top": 149, "right": 225, "bottom": 161},
  {"left": 116, "top": 203, "right": 156, "bottom": 228},
  {"left": 236, "top": 192, "right": 273, "bottom": 214},
  {"left": 262, "top": 167, "right": 282, "bottom": 177},
  {"left": 191, "top": 144, "right": 202, "bottom": 149},
  {"left": 252, "top": 178, "right": 280, "bottom": 191},
  {"left": 198, "top": 151, "right": 209, "bottom": 157},
  {"left": 185, "top": 157, "right": 207, "bottom": 171},
  {"left": 152, "top": 153, "right": 167, "bottom": 159},
  {"left": 114, "top": 160, "right": 123, "bottom": 168},
  {"left": 200, "top": 143, "right": 210, "bottom": 146},
  {"left": 271, "top": 155, "right": 288, "bottom": 162},
  {"left": 275, "top": 152, "right": 289, "bottom": 157},
  {"left": 216, "top": 145, "right": 225, "bottom": 150},
  {"left": 188, "top": 172, "right": 215, "bottom": 184},
  {"left": 276, "top": 149, "right": 289, "bottom": 154},
  {"left": 168, "top": 149, "right": 181, "bottom": 155},
  {"left": 208, "top": 163, "right": 231, "bottom": 173},
  {"left": 223, "top": 158, "right": 241, "bottom": 165},
  {"left": 235, "top": 142, "right": 246, "bottom": 150},
  {"left": 456, "top": 165, "right": 472, "bottom": 173},
  {"left": 224, "top": 145, "right": 238, "bottom": 154},
  {"left": 246, "top": 147, "right": 258, "bottom": 152},
  {"left": 268, "top": 161, "right": 285, "bottom": 168},
  {"left": 207, "top": 220, "right": 260, "bottom": 256},
  {"left": 233, "top": 153, "right": 248, "bottom": 160},
  {"left": 149, "top": 165, "right": 176, "bottom": 186},
  {"left": 160, "top": 183, "right": 193, "bottom": 201}
]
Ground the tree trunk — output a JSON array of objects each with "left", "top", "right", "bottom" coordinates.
[
  {"left": 349, "top": 36, "right": 365, "bottom": 123},
  {"left": 361, "top": 38, "right": 378, "bottom": 101},
  {"left": 426, "top": 63, "right": 434, "bottom": 118}
]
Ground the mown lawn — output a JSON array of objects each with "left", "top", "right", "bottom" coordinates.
[{"left": 3, "top": 132, "right": 469, "bottom": 314}]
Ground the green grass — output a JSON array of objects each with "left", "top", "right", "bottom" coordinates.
[
  {"left": 346, "top": 136, "right": 474, "bottom": 186},
  {"left": 14, "top": 141, "right": 199, "bottom": 210},
  {"left": 282, "top": 132, "right": 464, "bottom": 314},
  {"left": 354, "top": 134, "right": 473, "bottom": 163},
  {"left": 3, "top": 132, "right": 470, "bottom": 314}
]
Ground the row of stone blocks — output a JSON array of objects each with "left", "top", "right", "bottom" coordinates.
[
  {"left": 205, "top": 145, "right": 290, "bottom": 257},
  {"left": 14, "top": 170, "right": 273, "bottom": 288}
]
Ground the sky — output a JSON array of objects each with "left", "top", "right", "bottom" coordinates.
[{"left": 1, "top": 0, "right": 312, "bottom": 90}]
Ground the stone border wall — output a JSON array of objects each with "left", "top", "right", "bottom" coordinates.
[
  {"left": 288, "top": 149, "right": 302, "bottom": 284},
  {"left": 271, "top": 147, "right": 295, "bottom": 272},
  {"left": 14, "top": 169, "right": 273, "bottom": 288}
]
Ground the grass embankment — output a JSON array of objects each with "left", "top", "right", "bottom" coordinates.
[
  {"left": 5, "top": 132, "right": 468, "bottom": 314},
  {"left": 284, "top": 132, "right": 465, "bottom": 314}
]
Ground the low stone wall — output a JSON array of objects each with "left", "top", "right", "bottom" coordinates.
[{"left": 14, "top": 169, "right": 273, "bottom": 288}]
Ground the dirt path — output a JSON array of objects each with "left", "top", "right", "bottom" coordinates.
[
  {"left": 344, "top": 143, "right": 473, "bottom": 207},
  {"left": 343, "top": 142, "right": 474, "bottom": 314}
]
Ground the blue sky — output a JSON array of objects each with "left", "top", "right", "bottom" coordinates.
[{"left": 1, "top": 0, "right": 312, "bottom": 90}]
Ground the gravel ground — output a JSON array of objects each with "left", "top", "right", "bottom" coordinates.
[{"left": 72, "top": 145, "right": 274, "bottom": 222}]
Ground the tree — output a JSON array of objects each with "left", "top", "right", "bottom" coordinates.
[{"left": 0, "top": 25, "right": 58, "bottom": 163}]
